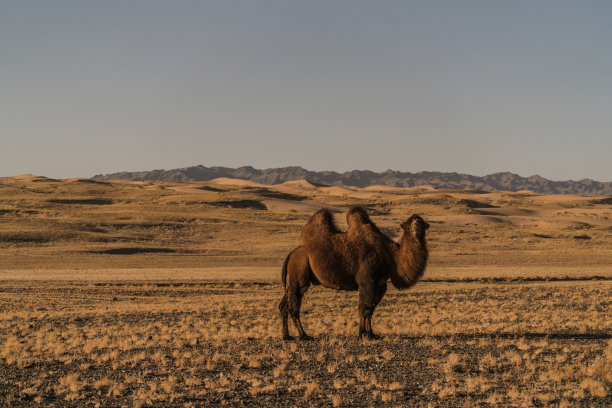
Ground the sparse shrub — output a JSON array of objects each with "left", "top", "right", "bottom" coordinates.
[
  {"left": 438, "top": 385, "right": 457, "bottom": 398},
  {"left": 304, "top": 381, "right": 319, "bottom": 397},
  {"left": 580, "top": 378, "right": 607, "bottom": 398},
  {"left": 381, "top": 392, "right": 393, "bottom": 402},
  {"left": 388, "top": 381, "right": 402, "bottom": 391}
]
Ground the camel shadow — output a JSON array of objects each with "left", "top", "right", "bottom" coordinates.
[
  {"left": 396, "top": 331, "right": 611, "bottom": 341},
  {"left": 275, "top": 331, "right": 611, "bottom": 344}
]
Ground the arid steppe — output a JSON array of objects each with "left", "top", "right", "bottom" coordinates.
[{"left": 1, "top": 175, "right": 611, "bottom": 406}]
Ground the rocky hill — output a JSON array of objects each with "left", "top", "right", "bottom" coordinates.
[{"left": 92, "top": 165, "right": 612, "bottom": 195}]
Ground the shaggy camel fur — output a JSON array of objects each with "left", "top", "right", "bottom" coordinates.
[{"left": 279, "top": 206, "right": 429, "bottom": 340}]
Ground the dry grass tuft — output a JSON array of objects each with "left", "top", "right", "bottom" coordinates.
[{"left": 1, "top": 178, "right": 611, "bottom": 406}]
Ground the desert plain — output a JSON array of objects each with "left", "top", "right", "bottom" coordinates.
[{"left": 0, "top": 174, "right": 611, "bottom": 407}]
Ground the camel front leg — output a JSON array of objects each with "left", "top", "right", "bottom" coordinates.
[
  {"left": 364, "top": 315, "right": 381, "bottom": 340},
  {"left": 358, "top": 281, "right": 386, "bottom": 340},
  {"left": 366, "top": 281, "right": 387, "bottom": 339},
  {"left": 358, "top": 286, "right": 375, "bottom": 339},
  {"left": 358, "top": 313, "right": 367, "bottom": 339}
]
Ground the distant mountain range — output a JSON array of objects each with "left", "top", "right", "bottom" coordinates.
[{"left": 92, "top": 165, "right": 612, "bottom": 195}]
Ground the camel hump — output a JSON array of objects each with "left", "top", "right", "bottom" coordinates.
[
  {"left": 309, "top": 208, "right": 340, "bottom": 233},
  {"left": 346, "top": 206, "right": 371, "bottom": 226},
  {"left": 346, "top": 206, "right": 384, "bottom": 236},
  {"left": 299, "top": 208, "right": 340, "bottom": 246}
]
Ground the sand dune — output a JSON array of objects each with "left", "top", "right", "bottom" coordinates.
[
  {"left": 408, "top": 185, "right": 437, "bottom": 191},
  {"left": 106, "top": 179, "right": 150, "bottom": 186},
  {"left": 12, "top": 174, "right": 58, "bottom": 182},
  {"left": 3, "top": 175, "right": 611, "bottom": 271},
  {"left": 268, "top": 180, "right": 323, "bottom": 195},
  {"left": 66, "top": 178, "right": 108, "bottom": 184},
  {"left": 168, "top": 186, "right": 208, "bottom": 193},
  {"left": 319, "top": 186, "right": 356, "bottom": 195},
  {"left": 449, "top": 214, "right": 512, "bottom": 224},
  {"left": 535, "top": 194, "right": 595, "bottom": 204},
  {"left": 261, "top": 199, "right": 342, "bottom": 213},
  {"left": 319, "top": 186, "right": 385, "bottom": 200},
  {"left": 363, "top": 185, "right": 404, "bottom": 192},
  {"left": 210, "top": 177, "right": 268, "bottom": 188},
  {"left": 364, "top": 184, "right": 437, "bottom": 193},
  {"left": 282, "top": 179, "right": 327, "bottom": 189},
  {"left": 473, "top": 208, "right": 540, "bottom": 217}
]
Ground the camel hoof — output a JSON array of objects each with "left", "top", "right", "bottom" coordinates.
[
  {"left": 299, "top": 334, "right": 314, "bottom": 341},
  {"left": 359, "top": 332, "right": 381, "bottom": 340},
  {"left": 283, "top": 334, "right": 295, "bottom": 341}
]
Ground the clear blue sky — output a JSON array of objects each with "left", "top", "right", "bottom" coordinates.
[{"left": 1, "top": 1, "right": 611, "bottom": 181}]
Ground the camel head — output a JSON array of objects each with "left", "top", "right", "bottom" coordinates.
[{"left": 401, "top": 214, "right": 429, "bottom": 241}]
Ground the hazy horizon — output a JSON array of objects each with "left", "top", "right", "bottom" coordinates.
[{"left": 2, "top": 1, "right": 612, "bottom": 181}]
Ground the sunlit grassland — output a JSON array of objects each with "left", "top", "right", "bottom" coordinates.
[
  {"left": 1, "top": 176, "right": 611, "bottom": 406},
  {"left": 0, "top": 275, "right": 610, "bottom": 406}
]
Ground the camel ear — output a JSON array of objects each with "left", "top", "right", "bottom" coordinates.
[
  {"left": 424, "top": 221, "right": 430, "bottom": 230},
  {"left": 400, "top": 221, "right": 410, "bottom": 230}
]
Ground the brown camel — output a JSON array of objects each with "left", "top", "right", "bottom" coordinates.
[{"left": 279, "top": 206, "right": 429, "bottom": 340}]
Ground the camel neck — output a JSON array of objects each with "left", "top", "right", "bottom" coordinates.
[{"left": 388, "top": 232, "right": 428, "bottom": 290}]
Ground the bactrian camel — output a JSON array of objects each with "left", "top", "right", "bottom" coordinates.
[{"left": 279, "top": 206, "right": 429, "bottom": 340}]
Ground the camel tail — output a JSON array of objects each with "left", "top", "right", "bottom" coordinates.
[{"left": 281, "top": 248, "right": 296, "bottom": 289}]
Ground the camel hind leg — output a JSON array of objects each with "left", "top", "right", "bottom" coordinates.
[
  {"left": 280, "top": 247, "right": 313, "bottom": 341},
  {"left": 288, "top": 285, "right": 312, "bottom": 340},
  {"left": 279, "top": 294, "right": 292, "bottom": 340},
  {"left": 280, "top": 292, "right": 310, "bottom": 340}
]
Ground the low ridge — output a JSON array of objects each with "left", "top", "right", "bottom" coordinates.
[{"left": 92, "top": 165, "right": 612, "bottom": 195}]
